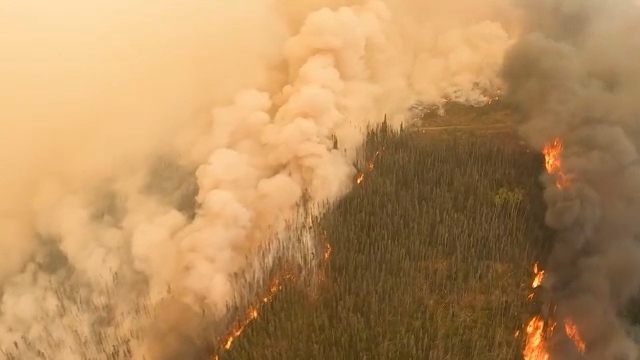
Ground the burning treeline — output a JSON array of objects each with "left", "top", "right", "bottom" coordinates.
[
  {"left": 0, "top": 0, "right": 516, "bottom": 358},
  {"left": 503, "top": 0, "right": 640, "bottom": 358},
  {"left": 212, "top": 140, "right": 382, "bottom": 359},
  {"left": 210, "top": 115, "right": 553, "bottom": 358},
  {"left": 522, "top": 140, "right": 584, "bottom": 360}
]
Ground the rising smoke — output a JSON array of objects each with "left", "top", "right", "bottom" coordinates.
[
  {"left": 502, "top": 0, "right": 640, "bottom": 358},
  {"left": 0, "top": 1, "right": 513, "bottom": 359}
]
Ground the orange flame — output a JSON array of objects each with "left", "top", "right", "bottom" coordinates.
[
  {"left": 213, "top": 245, "right": 329, "bottom": 358},
  {"left": 542, "top": 138, "right": 571, "bottom": 188},
  {"left": 532, "top": 263, "right": 545, "bottom": 289},
  {"left": 222, "top": 308, "right": 259, "bottom": 350},
  {"left": 528, "top": 263, "right": 545, "bottom": 300},
  {"left": 215, "top": 147, "right": 382, "bottom": 359},
  {"left": 354, "top": 148, "right": 383, "bottom": 185},
  {"left": 214, "top": 273, "right": 292, "bottom": 359},
  {"left": 522, "top": 139, "right": 585, "bottom": 359},
  {"left": 524, "top": 316, "right": 550, "bottom": 360},
  {"left": 524, "top": 263, "right": 550, "bottom": 360},
  {"left": 564, "top": 319, "right": 585, "bottom": 353}
]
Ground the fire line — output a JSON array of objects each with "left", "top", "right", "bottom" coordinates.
[
  {"left": 522, "top": 138, "right": 584, "bottom": 359},
  {"left": 212, "top": 145, "right": 384, "bottom": 359}
]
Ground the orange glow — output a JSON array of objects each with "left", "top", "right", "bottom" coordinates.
[
  {"left": 524, "top": 263, "right": 550, "bottom": 359},
  {"left": 543, "top": 138, "right": 571, "bottom": 188},
  {"left": 223, "top": 307, "right": 259, "bottom": 350},
  {"left": 524, "top": 316, "right": 550, "bottom": 360},
  {"left": 214, "top": 146, "right": 382, "bottom": 359},
  {"left": 521, "top": 139, "right": 585, "bottom": 359},
  {"left": 564, "top": 320, "right": 585, "bottom": 353},
  {"left": 532, "top": 263, "right": 545, "bottom": 289},
  {"left": 355, "top": 148, "right": 384, "bottom": 185},
  {"left": 213, "top": 245, "right": 329, "bottom": 358},
  {"left": 216, "top": 273, "right": 290, "bottom": 356}
]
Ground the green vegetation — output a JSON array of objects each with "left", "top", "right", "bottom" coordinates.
[{"left": 216, "top": 113, "right": 551, "bottom": 360}]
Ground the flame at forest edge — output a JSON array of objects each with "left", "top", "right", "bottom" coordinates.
[
  {"left": 212, "top": 146, "right": 383, "bottom": 359},
  {"left": 543, "top": 139, "right": 571, "bottom": 188},
  {"left": 522, "top": 138, "right": 584, "bottom": 359}
]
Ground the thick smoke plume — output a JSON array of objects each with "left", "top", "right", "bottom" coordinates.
[
  {"left": 0, "top": 1, "right": 514, "bottom": 358},
  {"left": 502, "top": 0, "right": 640, "bottom": 358}
]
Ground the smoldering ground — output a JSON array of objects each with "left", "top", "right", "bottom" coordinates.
[
  {"left": 0, "top": 1, "right": 516, "bottom": 359},
  {"left": 501, "top": 0, "right": 640, "bottom": 358}
]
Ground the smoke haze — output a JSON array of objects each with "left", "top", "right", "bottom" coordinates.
[
  {"left": 502, "top": 0, "right": 640, "bottom": 358},
  {"left": 0, "top": 0, "right": 514, "bottom": 358}
]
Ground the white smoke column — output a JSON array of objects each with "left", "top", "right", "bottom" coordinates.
[{"left": 0, "top": 0, "right": 516, "bottom": 359}]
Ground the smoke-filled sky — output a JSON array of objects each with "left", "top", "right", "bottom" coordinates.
[
  {"left": 502, "top": 0, "right": 640, "bottom": 359},
  {"left": 0, "top": 1, "right": 517, "bottom": 359}
]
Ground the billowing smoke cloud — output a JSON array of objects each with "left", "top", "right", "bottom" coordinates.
[
  {"left": 502, "top": 0, "right": 640, "bottom": 358},
  {"left": 0, "top": 0, "right": 514, "bottom": 358}
]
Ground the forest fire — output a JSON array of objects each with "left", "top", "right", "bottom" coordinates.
[
  {"left": 211, "top": 273, "right": 292, "bottom": 360},
  {"left": 531, "top": 263, "right": 544, "bottom": 292},
  {"left": 214, "top": 147, "right": 383, "bottom": 359},
  {"left": 564, "top": 320, "right": 585, "bottom": 353},
  {"left": 355, "top": 148, "right": 384, "bottom": 184},
  {"left": 522, "top": 256, "right": 585, "bottom": 358},
  {"left": 212, "top": 243, "right": 333, "bottom": 358},
  {"left": 524, "top": 316, "right": 549, "bottom": 360},
  {"left": 543, "top": 138, "right": 571, "bottom": 188},
  {"left": 523, "top": 263, "right": 550, "bottom": 360},
  {"left": 222, "top": 273, "right": 291, "bottom": 351},
  {"left": 522, "top": 138, "right": 584, "bottom": 359}
]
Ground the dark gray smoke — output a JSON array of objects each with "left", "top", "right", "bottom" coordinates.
[{"left": 502, "top": 0, "right": 640, "bottom": 358}]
